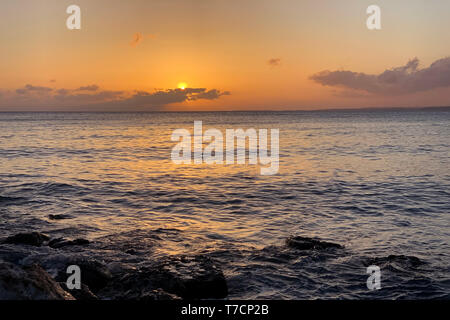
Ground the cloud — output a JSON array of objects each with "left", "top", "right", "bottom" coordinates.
[
  {"left": 53, "top": 90, "right": 125, "bottom": 105},
  {"left": 129, "top": 33, "right": 158, "bottom": 47},
  {"left": 190, "top": 89, "right": 231, "bottom": 101},
  {"left": 114, "top": 88, "right": 230, "bottom": 107},
  {"left": 130, "top": 32, "right": 143, "bottom": 47},
  {"left": 56, "top": 88, "right": 70, "bottom": 96},
  {"left": 1, "top": 84, "right": 230, "bottom": 110},
  {"left": 16, "top": 84, "right": 53, "bottom": 94},
  {"left": 76, "top": 84, "right": 99, "bottom": 91},
  {"left": 310, "top": 57, "right": 450, "bottom": 95},
  {"left": 268, "top": 58, "right": 281, "bottom": 67}
]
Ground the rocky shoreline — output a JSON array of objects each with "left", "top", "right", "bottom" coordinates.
[
  {"left": 0, "top": 231, "right": 431, "bottom": 300},
  {"left": 0, "top": 231, "right": 350, "bottom": 300}
]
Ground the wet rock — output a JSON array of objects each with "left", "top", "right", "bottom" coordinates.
[
  {"left": 48, "top": 214, "right": 72, "bottom": 220},
  {"left": 99, "top": 255, "right": 227, "bottom": 300},
  {"left": 151, "top": 255, "right": 228, "bottom": 299},
  {"left": 137, "top": 288, "right": 181, "bottom": 301},
  {"left": 48, "top": 238, "right": 90, "bottom": 249},
  {"left": 286, "top": 236, "right": 343, "bottom": 250},
  {"left": 97, "top": 271, "right": 171, "bottom": 300},
  {"left": 56, "top": 259, "right": 112, "bottom": 293},
  {"left": 0, "top": 262, "right": 74, "bottom": 300},
  {"left": 3, "top": 232, "right": 50, "bottom": 247},
  {"left": 106, "top": 287, "right": 181, "bottom": 301},
  {"left": 60, "top": 282, "right": 98, "bottom": 300},
  {"left": 93, "top": 229, "right": 158, "bottom": 254}
]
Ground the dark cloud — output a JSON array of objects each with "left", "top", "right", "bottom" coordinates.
[
  {"left": 16, "top": 84, "right": 53, "bottom": 94},
  {"left": 268, "top": 58, "right": 281, "bottom": 67},
  {"left": 310, "top": 57, "right": 450, "bottom": 95},
  {"left": 76, "top": 85, "right": 99, "bottom": 91},
  {"left": 115, "top": 88, "right": 230, "bottom": 107},
  {"left": 56, "top": 88, "right": 70, "bottom": 96},
  {"left": 190, "top": 89, "right": 231, "bottom": 101},
  {"left": 53, "top": 90, "right": 125, "bottom": 105},
  {"left": 2, "top": 85, "right": 229, "bottom": 110}
]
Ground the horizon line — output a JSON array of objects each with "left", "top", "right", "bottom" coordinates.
[{"left": 0, "top": 106, "right": 449, "bottom": 113}]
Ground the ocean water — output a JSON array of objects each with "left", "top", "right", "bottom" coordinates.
[{"left": 0, "top": 110, "right": 449, "bottom": 299}]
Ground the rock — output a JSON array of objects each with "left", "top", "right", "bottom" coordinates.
[
  {"left": 93, "top": 229, "right": 159, "bottom": 254},
  {"left": 101, "top": 255, "right": 228, "bottom": 300},
  {"left": 3, "top": 232, "right": 50, "bottom": 247},
  {"left": 286, "top": 236, "right": 343, "bottom": 250},
  {"left": 0, "top": 262, "right": 74, "bottom": 300},
  {"left": 48, "top": 238, "right": 90, "bottom": 249},
  {"left": 105, "top": 287, "right": 181, "bottom": 301},
  {"left": 138, "top": 288, "right": 181, "bottom": 301},
  {"left": 48, "top": 214, "right": 72, "bottom": 220},
  {"left": 60, "top": 282, "right": 98, "bottom": 300},
  {"left": 56, "top": 259, "right": 112, "bottom": 293},
  {"left": 150, "top": 255, "right": 228, "bottom": 299}
]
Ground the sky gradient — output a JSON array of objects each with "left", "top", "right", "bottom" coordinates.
[{"left": 1, "top": 0, "right": 449, "bottom": 111}]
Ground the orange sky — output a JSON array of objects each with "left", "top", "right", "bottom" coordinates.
[{"left": 0, "top": 0, "right": 449, "bottom": 111}]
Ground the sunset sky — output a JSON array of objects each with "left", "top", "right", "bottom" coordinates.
[{"left": 1, "top": 0, "right": 450, "bottom": 111}]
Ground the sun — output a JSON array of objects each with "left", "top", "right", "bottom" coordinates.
[{"left": 177, "top": 82, "right": 188, "bottom": 90}]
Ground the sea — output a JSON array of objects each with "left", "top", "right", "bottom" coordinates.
[{"left": 0, "top": 110, "right": 449, "bottom": 299}]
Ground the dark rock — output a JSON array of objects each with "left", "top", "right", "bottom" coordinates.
[
  {"left": 48, "top": 238, "right": 90, "bottom": 249},
  {"left": 93, "top": 229, "right": 158, "bottom": 254},
  {"left": 60, "top": 282, "right": 98, "bottom": 300},
  {"left": 108, "top": 287, "right": 181, "bottom": 301},
  {"left": 99, "top": 255, "right": 227, "bottom": 300},
  {"left": 138, "top": 288, "right": 181, "bottom": 301},
  {"left": 48, "top": 214, "right": 72, "bottom": 220},
  {"left": 0, "top": 262, "right": 74, "bottom": 300},
  {"left": 56, "top": 259, "right": 112, "bottom": 293},
  {"left": 3, "top": 232, "right": 50, "bottom": 247},
  {"left": 150, "top": 255, "right": 228, "bottom": 299},
  {"left": 286, "top": 236, "right": 343, "bottom": 250}
]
